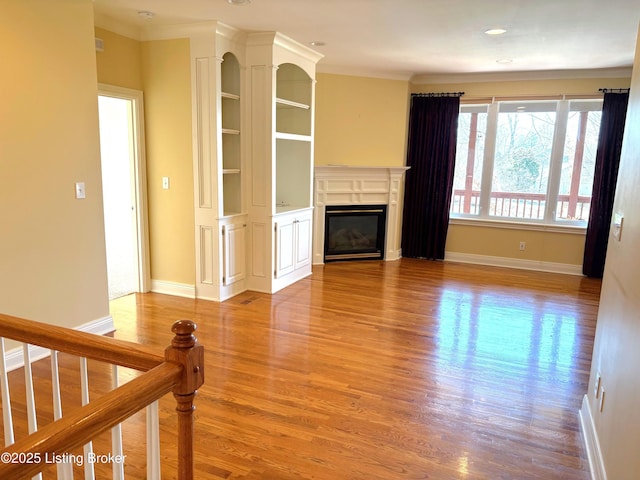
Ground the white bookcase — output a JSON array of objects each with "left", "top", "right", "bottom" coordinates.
[
  {"left": 190, "top": 26, "right": 322, "bottom": 300},
  {"left": 246, "top": 32, "right": 322, "bottom": 294},
  {"left": 190, "top": 25, "right": 248, "bottom": 301},
  {"left": 221, "top": 52, "right": 242, "bottom": 216}
]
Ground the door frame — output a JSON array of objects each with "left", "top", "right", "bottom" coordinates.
[{"left": 98, "top": 83, "right": 151, "bottom": 294}]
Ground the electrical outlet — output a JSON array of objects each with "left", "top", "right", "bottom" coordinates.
[
  {"left": 162, "top": 177, "right": 170, "bottom": 190},
  {"left": 519, "top": 241, "right": 526, "bottom": 251}
]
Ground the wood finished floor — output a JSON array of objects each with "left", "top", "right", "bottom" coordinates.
[{"left": 4, "top": 259, "right": 602, "bottom": 479}]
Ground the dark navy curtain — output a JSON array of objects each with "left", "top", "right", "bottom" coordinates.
[
  {"left": 583, "top": 92, "right": 629, "bottom": 277},
  {"left": 401, "top": 95, "right": 460, "bottom": 260}
]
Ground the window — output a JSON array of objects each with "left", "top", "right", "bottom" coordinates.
[
  {"left": 451, "top": 99, "right": 603, "bottom": 226},
  {"left": 451, "top": 105, "right": 487, "bottom": 216},
  {"left": 557, "top": 102, "right": 602, "bottom": 221}
]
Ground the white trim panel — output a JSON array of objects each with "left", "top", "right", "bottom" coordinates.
[
  {"left": 579, "top": 394, "right": 607, "bottom": 480},
  {"left": 150, "top": 280, "right": 196, "bottom": 299},
  {"left": 445, "top": 252, "right": 583, "bottom": 276},
  {"left": 449, "top": 217, "right": 587, "bottom": 235}
]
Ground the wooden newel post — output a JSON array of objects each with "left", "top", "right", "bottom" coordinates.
[{"left": 165, "top": 320, "right": 205, "bottom": 480}]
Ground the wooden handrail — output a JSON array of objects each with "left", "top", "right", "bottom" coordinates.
[
  {"left": 0, "top": 316, "right": 205, "bottom": 479},
  {"left": 0, "top": 313, "right": 163, "bottom": 371},
  {"left": 0, "top": 362, "right": 182, "bottom": 479}
]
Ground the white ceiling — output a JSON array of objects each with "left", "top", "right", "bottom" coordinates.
[{"left": 93, "top": 0, "right": 640, "bottom": 80}]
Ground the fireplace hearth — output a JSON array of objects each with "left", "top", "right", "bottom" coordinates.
[{"left": 324, "top": 205, "right": 386, "bottom": 261}]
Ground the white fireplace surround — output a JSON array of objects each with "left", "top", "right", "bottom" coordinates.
[{"left": 313, "top": 166, "right": 410, "bottom": 264}]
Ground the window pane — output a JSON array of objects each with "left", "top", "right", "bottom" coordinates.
[
  {"left": 490, "top": 102, "right": 556, "bottom": 220},
  {"left": 556, "top": 100, "right": 602, "bottom": 222},
  {"left": 451, "top": 105, "right": 487, "bottom": 215}
]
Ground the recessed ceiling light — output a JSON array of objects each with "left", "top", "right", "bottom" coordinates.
[
  {"left": 496, "top": 58, "right": 513, "bottom": 64},
  {"left": 485, "top": 28, "right": 507, "bottom": 35},
  {"left": 227, "top": 0, "right": 251, "bottom": 5},
  {"left": 137, "top": 10, "right": 155, "bottom": 19},
  {"left": 310, "top": 41, "right": 326, "bottom": 47}
]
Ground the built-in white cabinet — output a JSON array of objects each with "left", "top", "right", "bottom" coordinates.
[
  {"left": 190, "top": 26, "right": 248, "bottom": 301},
  {"left": 190, "top": 27, "right": 321, "bottom": 300},
  {"left": 274, "top": 209, "right": 312, "bottom": 282},
  {"left": 246, "top": 32, "right": 322, "bottom": 294}
]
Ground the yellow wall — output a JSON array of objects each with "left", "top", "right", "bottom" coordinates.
[
  {"left": 94, "top": 29, "right": 195, "bottom": 287},
  {"left": 446, "top": 224, "right": 585, "bottom": 265},
  {"left": 586, "top": 27, "right": 640, "bottom": 480},
  {"left": 315, "top": 73, "right": 410, "bottom": 166},
  {"left": 412, "top": 76, "right": 632, "bottom": 267},
  {"left": 0, "top": 0, "right": 108, "bottom": 326},
  {"left": 140, "top": 39, "right": 195, "bottom": 285},
  {"left": 95, "top": 27, "right": 143, "bottom": 90}
]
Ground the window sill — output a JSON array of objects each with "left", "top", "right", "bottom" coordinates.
[{"left": 449, "top": 216, "right": 587, "bottom": 235}]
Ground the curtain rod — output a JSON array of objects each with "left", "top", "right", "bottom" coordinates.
[
  {"left": 599, "top": 88, "right": 630, "bottom": 93},
  {"left": 411, "top": 92, "right": 464, "bottom": 97}
]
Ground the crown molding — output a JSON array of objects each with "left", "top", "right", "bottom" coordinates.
[
  {"left": 247, "top": 31, "right": 324, "bottom": 64},
  {"left": 139, "top": 21, "right": 218, "bottom": 41},
  {"left": 93, "top": 13, "right": 247, "bottom": 43},
  {"left": 316, "top": 63, "right": 412, "bottom": 81},
  {"left": 411, "top": 67, "right": 633, "bottom": 85},
  {"left": 94, "top": 13, "right": 143, "bottom": 40}
]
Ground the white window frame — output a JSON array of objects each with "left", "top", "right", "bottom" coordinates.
[{"left": 450, "top": 98, "right": 602, "bottom": 230}]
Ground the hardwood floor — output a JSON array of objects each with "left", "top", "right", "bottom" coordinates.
[{"left": 4, "top": 259, "right": 602, "bottom": 479}]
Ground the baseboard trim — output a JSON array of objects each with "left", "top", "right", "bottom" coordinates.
[
  {"left": 445, "top": 252, "right": 583, "bottom": 276},
  {"left": 150, "top": 279, "right": 196, "bottom": 299},
  {"left": 4, "top": 315, "right": 115, "bottom": 372},
  {"left": 579, "top": 394, "right": 607, "bottom": 480}
]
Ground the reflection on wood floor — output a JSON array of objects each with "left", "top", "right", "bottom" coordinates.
[
  {"left": 2, "top": 259, "right": 597, "bottom": 478},
  {"left": 104, "top": 259, "right": 600, "bottom": 479}
]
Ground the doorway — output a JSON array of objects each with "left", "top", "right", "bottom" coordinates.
[{"left": 97, "top": 85, "right": 150, "bottom": 300}]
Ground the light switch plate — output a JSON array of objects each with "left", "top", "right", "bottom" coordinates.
[
  {"left": 75, "top": 182, "right": 86, "bottom": 199},
  {"left": 613, "top": 213, "right": 623, "bottom": 241}
]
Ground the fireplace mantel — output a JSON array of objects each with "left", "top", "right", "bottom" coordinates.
[{"left": 313, "top": 166, "right": 409, "bottom": 264}]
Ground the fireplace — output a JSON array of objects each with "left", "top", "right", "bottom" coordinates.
[
  {"left": 324, "top": 205, "right": 387, "bottom": 261},
  {"left": 313, "top": 166, "right": 409, "bottom": 265}
]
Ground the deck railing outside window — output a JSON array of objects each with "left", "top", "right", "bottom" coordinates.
[{"left": 451, "top": 189, "right": 591, "bottom": 221}]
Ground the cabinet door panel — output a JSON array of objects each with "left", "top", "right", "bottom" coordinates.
[
  {"left": 294, "top": 216, "right": 311, "bottom": 268},
  {"left": 223, "top": 223, "right": 246, "bottom": 286},
  {"left": 275, "top": 221, "right": 295, "bottom": 278}
]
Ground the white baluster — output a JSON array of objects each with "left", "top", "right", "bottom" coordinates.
[
  {"left": 0, "top": 338, "right": 14, "bottom": 446},
  {"left": 146, "top": 400, "right": 161, "bottom": 479},
  {"left": 51, "top": 350, "right": 73, "bottom": 479},
  {"left": 22, "top": 344, "right": 42, "bottom": 480},
  {"left": 79, "top": 357, "right": 95, "bottom": 480},
  {"left": 111, "top": 364, "right": 124, "bottom": 480}
]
